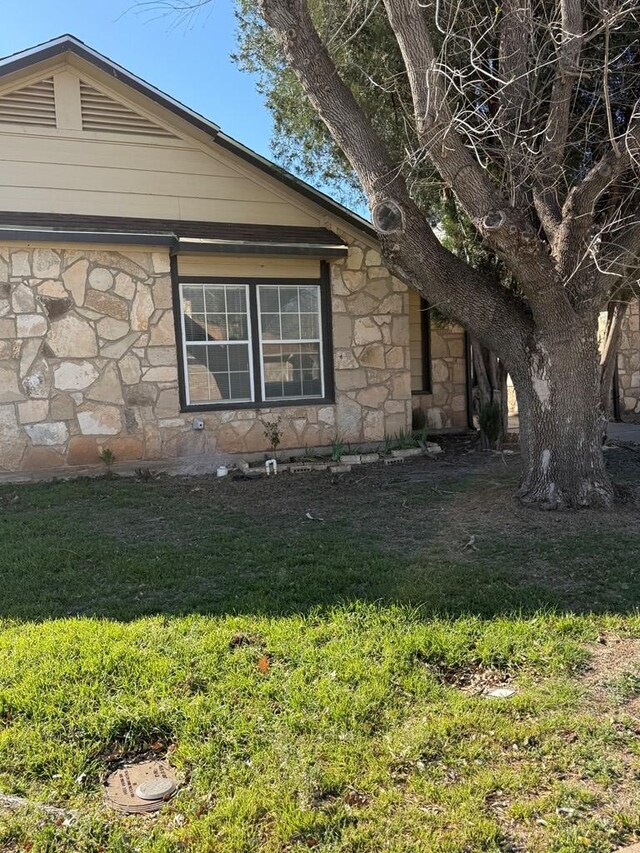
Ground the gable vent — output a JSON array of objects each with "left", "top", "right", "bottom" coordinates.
[
  {"left": 0, "top": 77, "right": 56, "bottom": 127},
  {"left": 79, "top": 81, "right": 177, "bottom": 138}
]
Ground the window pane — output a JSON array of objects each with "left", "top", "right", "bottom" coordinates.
[
  {"left": 228, "top": 345, "right": 250, "bottom": 371},
  {"left": 300, "top": 313, "right": 319, "bottom": 339},
  {"left": 205, "top": 314, "right": 227, "bottom": 341},
  {"left": 263, "top": 343, "right": 322, "bottom": 400},
  {"left": 184, "top": 313, "right": 206, "bottom": 342},
  {"left": 204, "top": 287, "right": 225, "bottom": 313},
  {"left": 299, "top": 287, "right": 319, "bottom": 312},
  {"left": 279, "top": 286, "right": 299, "bottom": 313},
  {"left": 186, "top": 343, "right": 251, "bottom": 404},
  {"left": 229, "top": 372, "right": 251, "bottom": 400},
  {"left": 281, "top": 313, "right": 300, "bottom": 339},
  {"left": 182, "top": 285, "right": 204, "bottom": 313},
  {"left": 260, "top": 314, "right": 281, "bottom": 340},
  {"left": 226, "top": 287, "right": 247, "bottom": 313},
  {"left": 227, "top": 313, "right": 248, "bottom": 341},
  {"left": 259, "top": 287, "right": 280, "bottom": 312}
]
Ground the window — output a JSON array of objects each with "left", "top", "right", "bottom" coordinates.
[
  {"left": 409, "top": 289, "right": 431, "bottom": 393},
  {"left": 178, "top": 276, "right": 331, "bottom": 409}
]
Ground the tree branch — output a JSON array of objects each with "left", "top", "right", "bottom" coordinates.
[{"left": 258, "top": 0, "right": 534, "bottom": 362}]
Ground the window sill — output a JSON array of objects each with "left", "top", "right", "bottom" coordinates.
[
  {"left": 411, "top": 389, "right": 433, "bottom": 397},
  {"left": 180, "top": 396, "right": 335, "bottom": 413}
]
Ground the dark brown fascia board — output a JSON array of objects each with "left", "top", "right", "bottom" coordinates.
[
  {"left": 0, "top": 34, "right": 220, "bottom": 138},
  {"left": 0, "top": 35, "right": 378, "bottom": 243},
  {"left": 0, "top": 227, "right": 177, "bottom": 247},
  {"left": 0, "top": 227, "right": 347, "bottom": 258},
  {"left": 176, "top": 238, "right": 347, "bottom": 258}
]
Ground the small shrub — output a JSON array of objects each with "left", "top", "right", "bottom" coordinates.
[
  {"left": 262, "top": 417, "right": 283, "bottom": 458},
  {"left": 331, "top": 437, "right": 346, "bottom": 462},
  {"left": 99, "top": 447, "right": 115, "bottom": 476},
  {"left": 394, "top": 429, "right": 420, "bottom": 449}
]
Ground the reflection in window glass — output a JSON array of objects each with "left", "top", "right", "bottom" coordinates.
[
  {"left": 258, "top": 284, "right": 324, "bottom": 401},
  {"left": 181, "top": 283, "right": 252, "bottom": 404}
]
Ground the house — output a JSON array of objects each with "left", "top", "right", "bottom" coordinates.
[
  {"left": 0, "top": 34, "right": 474, "bottom": 475},
  {"left": 9, "top": 36, "right": 638, "bottom": 475}
]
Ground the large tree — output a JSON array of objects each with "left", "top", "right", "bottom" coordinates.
[
  {"left": 159, "top": 0, "right": 640, "bottom": 508},
  {"left": 253, "top": 0, "right": 640, "bottom": 509}
]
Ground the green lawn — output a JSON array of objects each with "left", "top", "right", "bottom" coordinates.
[{"left": 1, "top": 455, "right": 640, "bottom": 852}]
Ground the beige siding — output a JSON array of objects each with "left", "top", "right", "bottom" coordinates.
[
  {"left": 0, "top": 66, "right": 323, "bottom": 227},
  {"left": 177, "top": 255, "right": 321, "bottom": 279}
]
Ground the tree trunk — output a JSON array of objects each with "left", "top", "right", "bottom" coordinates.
[{"left": 512, "top": 322, "right": 613, "bottom": 509}]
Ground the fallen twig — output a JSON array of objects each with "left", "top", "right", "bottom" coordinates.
[{"left": 0, "top": 792, "right": 76, "bottom": 819}]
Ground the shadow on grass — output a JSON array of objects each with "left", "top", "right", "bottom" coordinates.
[{"left": 1, "top": 473, "right": 639, "bottom": 622}]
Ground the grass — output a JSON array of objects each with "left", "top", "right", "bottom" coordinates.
[{"left": 1, "top": 455, "right": 640, "bottom": 851}]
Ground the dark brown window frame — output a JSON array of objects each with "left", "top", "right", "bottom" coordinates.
[
  {"left": 411, "top": 297, "right": 432, "bottom": 395},
  {"left": 171, "top": 258, "right": 335, "bottom": 412}
]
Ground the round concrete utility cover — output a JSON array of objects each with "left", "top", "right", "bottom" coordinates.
[
  {"left": 136, "top": 777, "right": 177, "bottom": 801},
  {"left": 105, "top": 760, "right": 178, "bottom": 814}
]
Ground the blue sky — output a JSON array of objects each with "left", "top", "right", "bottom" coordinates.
[{"left": 1, "top": 0, "right": 274, "bottom": 157}]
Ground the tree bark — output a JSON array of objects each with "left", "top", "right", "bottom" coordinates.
[{"left": 512, "top": 320, "right": 613, "bottom": 509}]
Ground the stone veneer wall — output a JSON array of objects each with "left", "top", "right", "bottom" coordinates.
[
  {"left": 411, "top": 323, "right": 468, "bottom": 429},
  {"left": 617, "top": 299, "right": 640, "bottom": 420},
  {"left": 0, "top": 238, "right": 417, "bottom": 473}
]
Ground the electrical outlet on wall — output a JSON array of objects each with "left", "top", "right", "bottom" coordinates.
[{"left": 192, "top": 417, "right": 204, "bottom": 430}]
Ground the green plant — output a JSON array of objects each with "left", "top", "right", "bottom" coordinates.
[
  {"left": 331, "top": 436, "right": 346, "bottom": 462},
  {"left": 414, "top": 426, "right": 430, "bottom": 446},
  {"left": 394, "top": 429, "right": 420, "bottom": 449},
  {"left": 262, "top": 417, "right": 283, "bottom": 458},
  {"left": 478, "top": 400, "right": 503, "bottom": 450},
  {"left": 98, "top": 446, "right": 115, "bottom": 476},
  {"left": 382, "top": 433, "right": 395, "bottom": 455}
]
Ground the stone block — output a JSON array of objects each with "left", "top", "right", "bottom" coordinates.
[
  {"left": 101, "top": 332, "right": 140, "bottom": 360},
  {"left": 335, "top": 369, "right": 366, "bottom": 391},
  {"left": 11, "top": 283, "right": 36, "bottom": 313},
  {"left": 54, "top": 361, "right": 99, "bottom": 391},
  {"left": 67, "top": 436, "right": 101, "bottom": 466},
  {"left": 346, "top": 246, "right": 363, "bottom": 270},
  {"left": 18, "top": 399, "right": 49, "bottom": 424},
  {"left": 21, "top": 447, "right": 64, "bottom": 470},
  {"left": 360, "top": 453, "right": 380, "bottom": 464},
  {"left": 354, "top": 317, "right": 382, "bottom": 345},
  {"left": 51, "top": 394, "right": 76, "bottom": 421},
  {"left": 0, "top": 318, "right": 16, "bottom": 338},
  {"left": 32, "top": 249, "right": 61, "bottom": 279},
  {"left": 365, "top": 249, "right": 381, "bottom": 267},
  {"left": 359, "top": 343, "right": 385, "bottom": 368},
  {"left": 62, "top": 260, "right": 88, "bottom": 305},
  {"left": 97, "top": 317, "right": 130, "bottom": 340},
  {"left": 86, "top": 363, "right": 124, "bottom": 404},
  {"left": 89, "top": 268, "right": 114, "bottom": 291},
  {"left": 341, "top": 454, "right": 361, "bottom": 465},
  {"left": 10, "top": 251, "right": 30, "bottom": 277},
  {"left": 332, "top": 314, "right": 353, "bottom": 348},
  {"left": 0, "top": 364, "right": 24, "bottom": 402},
  {"left": 25, "top": 421, "right": 68, "bottom": 446},
  {"left": 85, "top": 289, "right": 129, "bottom": 320},
  {"left": 330, "top": 464, "right": 352, "bottom": 473},
  {"left": 103, "top": 436, "right": 144, "bottom": 461},
  {"left": 114, "top": 273, "right": 136, "bottom": 300},
  {"left": 47, "top": 314, "right": 97, "bottom": 357},
  {"left": 357, "top": 385, "right": 389, "bottom": 408},
  {"left": 77, "top": 405, "right": 122, "bottom": 435},
  {"left": 119, "top": 353, "right": 142, "bottom": 384},
  {"left": 37, "top": 280, "right": 67, "bottom": 299},
  {"left": 143, "top": 366, "right": 178, "bottom": 383},
  {"left": 149, "top": 311, "right": 176, "bottom": 345},
  {"left": 151, "top": 276, "right": 173, "bottom": 309},
  {"left": 131, "top": 285, "right": 155, "bottom": 330},
  {"left": 16, "top": 314, "right": 47, "bottom": 338}
]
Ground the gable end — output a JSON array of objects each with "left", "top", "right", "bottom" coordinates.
[{"left": 0, "top": 76, "right": 56, "bottom": 127}]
